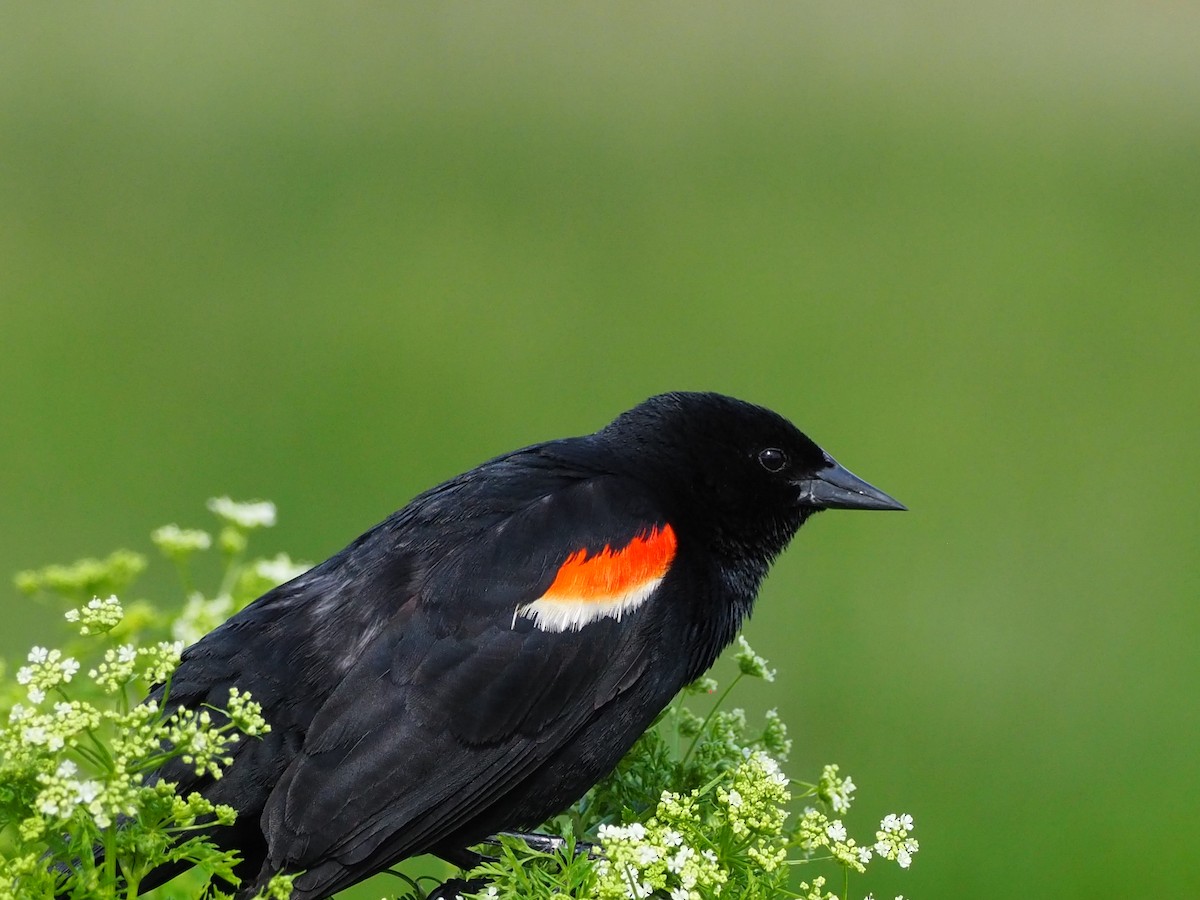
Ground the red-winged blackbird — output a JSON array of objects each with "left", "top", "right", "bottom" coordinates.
[{"left": 143, "top": 392, "right": 903, "bottom": 899}]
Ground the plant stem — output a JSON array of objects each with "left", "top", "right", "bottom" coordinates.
[{"left": 679, "top": 673, "right": 744, "bottom": 768}]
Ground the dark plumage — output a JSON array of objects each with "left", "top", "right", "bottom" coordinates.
[{"left": 142, "top": 392, "right": 903, "bottom": 898}]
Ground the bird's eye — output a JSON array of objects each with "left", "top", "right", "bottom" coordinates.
[{"left": 758, "top": 448, "right": 788, "bottom": 473}]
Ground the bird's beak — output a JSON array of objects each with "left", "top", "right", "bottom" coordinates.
[{"left": 793, "top": 456, "right": 907, "bottom": 511}]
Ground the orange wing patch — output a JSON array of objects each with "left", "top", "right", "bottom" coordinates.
[{"left": 516, "top": 524, "right": 677, "bottom": 632}]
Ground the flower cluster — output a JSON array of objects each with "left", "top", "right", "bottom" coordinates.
[
  {"left": 1, "top": 499, "right": 295, "bottom": 900},
  {"left": 874, "top": 813, "right": 920, "bottom": 869},
  {"left": 207, "top": 496, "right": 277, "bottom": 530},
  {"left": 734, "top": 635, "right": 776, "bottom": 682},
  {"left": 152, "top": 524, "right": 213, "bottom": 559},
  {"left": 14, "top": 549, "right": 146, "bottom": 602},
  {"left": 64, "top": 594, "right": 125, "bottom": 635},
  {"left": 588, "top": 748, "right": 796, "bottom": 900},
  {"left": 15, "top": 645, "right": 81, "bottom": 704},
  {"left": 817, "top": 763, "right": 856, "bottom": 814},
  {"left": 596, "top": 815, "right": 726, "bottom": 900},
  {"left": 794, "top": 804, "right": 874, "bottom": 874}
]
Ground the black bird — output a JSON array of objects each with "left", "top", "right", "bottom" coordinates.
[{"left": 144, "top": 392, "right": 904, "bottom": 899}]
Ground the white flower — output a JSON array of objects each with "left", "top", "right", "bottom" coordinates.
[
  {"left": 207, "top": 496, "right": 277, "bottom": 529},
  {"left": 27, "top": 687, "right": 45, "bottom": 704},
  {"left": 254, "top": 553, "right": 310, "bottom": 585},
  {"left": 152, "top": 524, "right": 212, "bottom": 554},
  {"left": 663, "top": 829, "right": 684, "bottom": 847},
  {"left": 826, "top": 820, "right": 847, "bottom": 842},
  {"left": 726, "top": 789, "right": 743, "bottom": 807},
  {"left": 668, "top": 845, "right": 694, "bottom": 874},
  {"left": 28, "top": 646, "right": 49, "bottom": 664},
  {"left": 635, "top": 844, "right": 659, "bottom": 865},
  {"left": 60, "top": 658, "right": 80, "bottom": 680},
  {"left": 22, "top": 726, "right": 47, "bottom": 744},
  {"left": 734, "top": 635, "right": 776, "bottom": 681}
]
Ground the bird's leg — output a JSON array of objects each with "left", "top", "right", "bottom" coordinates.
[
  {"left": 492, "top": 831, "right": 599, "bottom": 858},
  {"left": 433, "top": 845, "right": 488, "bottom": 869}
]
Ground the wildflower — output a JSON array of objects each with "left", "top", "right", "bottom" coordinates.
[
  {"left": 15, "top": 646, "right": 81, "bottom": 696},
  {"left": 207, "top": 496, "right": 277, "bottom": 529},
  {"left": 64, "top": 594, "right": 124, "bottom": 635},
  {"left": 734, "top": 635, "right": 776, "bottom": 681},
  {"left": 759, "top": 707, "right": 792, "bottom": 760},
  {"left": 874, "top": 812, "right": 919, "bottom": 869},
  {"left": 818, "top": 763, "right": 856, "bottom": 813},
  {"left": 152, "top": 524, "right": 213, "bottom": 559},
  {"left": 253, "top": 553, "right": 310, "bottom": 585}
]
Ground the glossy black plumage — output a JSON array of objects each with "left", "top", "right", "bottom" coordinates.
[{"left": 143, "top": 392, "right": 903, "bottom": 899}]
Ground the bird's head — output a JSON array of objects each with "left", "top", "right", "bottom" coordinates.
[{"left": 598, "top": 391, "right": 904, "bottom": 564}]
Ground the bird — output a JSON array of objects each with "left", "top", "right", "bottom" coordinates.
[{"left": 140, "top": 391, "right": 904, "bottom": 899}]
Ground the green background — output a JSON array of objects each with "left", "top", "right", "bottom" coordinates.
[{"left": 2, "top": 5, "right": 1197, "bottom": 898}]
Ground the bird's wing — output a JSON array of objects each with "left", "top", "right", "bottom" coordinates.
[{"left": 259, "top": 474, "right": 682, "bottom": 894}]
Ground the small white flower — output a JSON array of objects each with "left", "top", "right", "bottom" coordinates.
[
  {"left": 734, "top": 635, "right": 776, "bottom": 681},
  {"left": 254, "top": 553, "right": 310, "bottom": 585},
  {"left": 60, "top": 658, "right": 81, "bottom": 680},
  {"left": 826, "top": 820, "right": 847, "bottom": 842},
  {"left": 27, "top": 687, "right": 46, "bottom": 704},
  {"left": 152, "top": 524, "right": 212, "bottom": 553},
  {"left": 207, "top": 496, "right": 277, "bottom": 529},
  {"left": 28, "top": 646, "right": 49, "bottom": 664},
  {"left": 635, "top": 844, "right": 659, "bottom": 865},
  {"left": 22, "top": 726, "right": 47, "bottom": 745},
  {"left": 726, "top": 789, "right": 743, "bottom": 807},
  {"left": 663, "top": 829, "right": 684, "bottom": 847},
  {"left": 667, "top": 845, "right": 694, "bottom": 874}
]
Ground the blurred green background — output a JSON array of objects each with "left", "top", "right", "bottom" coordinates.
[{"left": 2, "top": 4, "right": 1197, "bottom": 898}]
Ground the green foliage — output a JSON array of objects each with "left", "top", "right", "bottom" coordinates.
[
  {"left": 3, "top": 502, "right": 918, "bottom": 900},
  {"left": 1, "top": 500, "right": 305, "bottom": 900},
  {"left": 445, "top": 647, "right": 919, "bottom": 900}
]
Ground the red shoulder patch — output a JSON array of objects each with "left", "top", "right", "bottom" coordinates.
[
  {"left": 542, "top": 524, "right": 677, "bottom": 602},
  {"left": 515, "top": 524, "right": 677, "bottom": 632}
]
